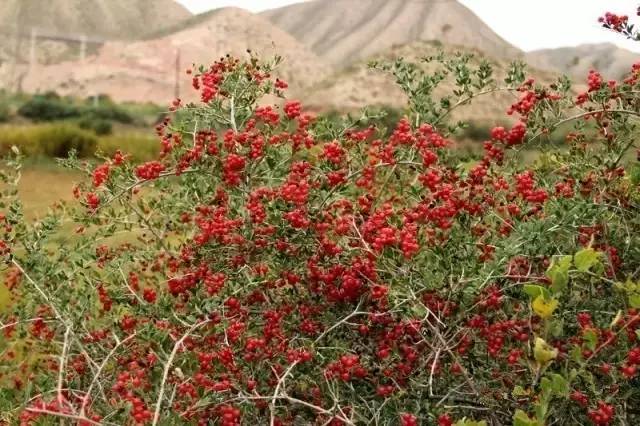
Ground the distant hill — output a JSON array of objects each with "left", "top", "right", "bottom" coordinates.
[
  {"left": 261, "top": 0, "right": 522, "bottom": 67},
  {"left": 302, "top": 40, "right": 563, "bottom": 123},
  {"left": 526, "top": 43, "right": 639, "bottom": 81},
  {"left": 0, "top": 0, "right": 616, "bottom": 111},
  {"left": 0, "top": 0, "right": 192, "bottom": 40},
  {"left": 19, "top": 8, "right": 331, "bottom": 104},
  {"left": 0, "top": 0, "right": 192, "bottom": 89}
]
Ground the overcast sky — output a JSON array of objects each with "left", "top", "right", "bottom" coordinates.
[{"left": 175, "top": 0, "right": 640, "bottom": 53}]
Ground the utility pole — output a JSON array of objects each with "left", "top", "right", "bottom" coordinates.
[
  {"left": 12, "top": 0, "right": 28, "bottom": 93},
  {"left": 9, "top": 2, "right": 23, "bottom": 93},
  {"left": 174, "top": 47, "right": 181, "bottom": 100},
  {"left": 80, "top": 34, "right": 87, "bottom": 61},
  {"left": 29, "top": 27, "right": 37, "bottom": 73}
]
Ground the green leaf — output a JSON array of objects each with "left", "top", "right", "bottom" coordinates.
[
  {"left": 557, "top": 255, "right": 572, "bottom": 269},
  {"left": 547, "top": 259, "right": 570, "bottom": 294},
  {"left": 570, "top": 346, "right": 584, "bottom": 364},
  {"left": 574, "top": 248, "right": 600, "bottom": 272},
  {"left": 540, "top": 377, "right": 551, "bottom": 396},
  {"left": 629, "top": 163, "right": 640, "bottom": 185},
  {"left": 513, "top": 410, "right": 540, "bottom": 426},
  {"left": 549, "top": 374, "right": 569, "bottom": 397},
  {"left": 512, "top": 385, "right": 528, "bottom": 397},
  {"left": 583, "top": 329, "right": 597, "bottom": 351},
  {"left": 411, "top": 303, "right": 427, "bottom": 318},
  {"left": 454, "top": 421, "right": 487, "bottom": 426},
  {"left": 534, "top": 403, "right": 547, "bottom": 424},
  {"left": 569, "top": 368, "right": 579, "bottom": 381},
  {"left": 523, "top": 285, "right": 550, "bottom": 300},
  {"left": 549, "top": 319, "right": 564, "bottom": 338},
  {"left": 629, "top": 294, "right": 640, "bottom": 309}
]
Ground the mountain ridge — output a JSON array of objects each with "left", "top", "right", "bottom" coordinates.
[
  {"left": 0, "top": 0, "right": 192, "bottom": 40},
  {"left": 261, "top": 0, "right": 523, "bottom": 67},
  {"left": 301, "top": 40, "right": 563, "bottom": 121},
  {"left": 526, "top": 42, "right": 639, "bottom": 80},
  {"left": 18, "top": 7, "right": 331, "bottom": 104}
]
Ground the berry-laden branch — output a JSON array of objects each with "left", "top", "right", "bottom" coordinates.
[
  {"left": 599, "top": 7, "right": 640, "bottom": 41},
  {"left": 151, "top": 318, "right": 212, "bottom": 426},
  {"left": 3, "top": 24, "right": 640, "bottom": 426}
]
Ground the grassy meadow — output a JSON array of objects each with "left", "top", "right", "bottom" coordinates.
[{"left": 0, "top": 91, "right": 163, "bottom": 217}]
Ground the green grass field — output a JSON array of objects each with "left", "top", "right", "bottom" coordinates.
[{"left": 15, "top": 163, "right": 79, "bottom": 219}]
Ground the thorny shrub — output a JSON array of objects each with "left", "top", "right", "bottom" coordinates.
[{"left": 2, "top": 11, "right": 640, "bottom": 426}]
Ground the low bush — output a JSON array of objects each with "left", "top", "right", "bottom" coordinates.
[
  {"left": 82, "top": 104, "right": 134, "bottom": 124},
  {"left": 0, "top": 123, "right": 97, "bottom": 157},
  {"left": 460, "top": 121, "right": 493, "bottom": 141},
  {"left": 121, "top": 101, "right": 165, "bottom": 125},
  {"left": 18, "top": 92, "right": 134, "bottom": 126},
  {"left": 78, "top": 116, "right": 114, "bottom": 135},
  {"left": 1, "top": 51, "right": 639, "bottom": 425},
  {"left": 2, "top": 6, "right": 640, "bottom": 425},
  {"left": 0, "top": 103, "right": 9, "bottom": 123},
  {"left": 17, "top": 93, "right": 79, "bottom": 121},
  {"left": 0, "top": 104, "right": 10, "bottom": 123}
]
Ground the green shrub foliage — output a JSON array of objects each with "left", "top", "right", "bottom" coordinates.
[
  {"left": 2, "top": 13, "right": 640, "bottom": 426},
  {"left": 18, "top": 92, "right": 134, "bottom": 127},
  {"left": 18, "top": 93, "right": 80, "bottom": 121}
]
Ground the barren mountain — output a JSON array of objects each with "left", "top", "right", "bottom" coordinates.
[
  {"left": 0, "top": 0, "right": 192, "bottom": 40},
  {"left": 526, "top": 43, "right": 639, "bottom": 81},
  {"left": 303, "top": 40, "right": 562, "bottom": 123},
  {"left": 0, "top": 0, "right": 192, "bottom": 90},
  {"left": 19, "top": 8, "right": 332, "bottom": 104},
  {"left": 262, "top": 0, "right": 522, "bottom": 67}
]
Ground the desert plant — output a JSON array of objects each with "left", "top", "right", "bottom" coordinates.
[{"left": 2, "top": 9, "right": 640, "bottom": 425}]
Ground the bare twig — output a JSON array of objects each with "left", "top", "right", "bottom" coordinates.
[
  {"left": 270, "top": 361, "right": 299, "bottom": 426},
  {"left": 80, "top": 332, "right": 137, "bottom": 416},
  {"left": 24, "top": 408, "right": 104, "bottom": 426},
  {"left": 57, "top": 327, "right": 72, "bottom": 407},
  {"left": 151, "top": 319, "right": 211, "bottom": 426}
]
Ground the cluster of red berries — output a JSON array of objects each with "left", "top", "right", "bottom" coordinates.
[
  {"left": 135, "top": 161, "right": 165, "bottom": 180},
  {"left": 588, "top": 401, "right": 615, "bottom": 426},
  {"left": 490, "top": 122, "right": 526, "bottom": 146},
  {"left": 598, "top": 12, "right": 629, "bottom": 31},
  {"left": 92, "top": 163, "right": 110, "bottom": 187},
  {"left": 191, "top": 57, "right": 239, "bottom": 103},
  {"left": 85, "top": 192, "right": 100, "bottom": 210},
  {"left": 283, "top": 100, "right": 302, "bottom": 119},
  {"left": 588, "top": 70, "right": 604, "bottom": 92},
  {"left": 325, "top": 354, "right": 368, "bottom": 382}
]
